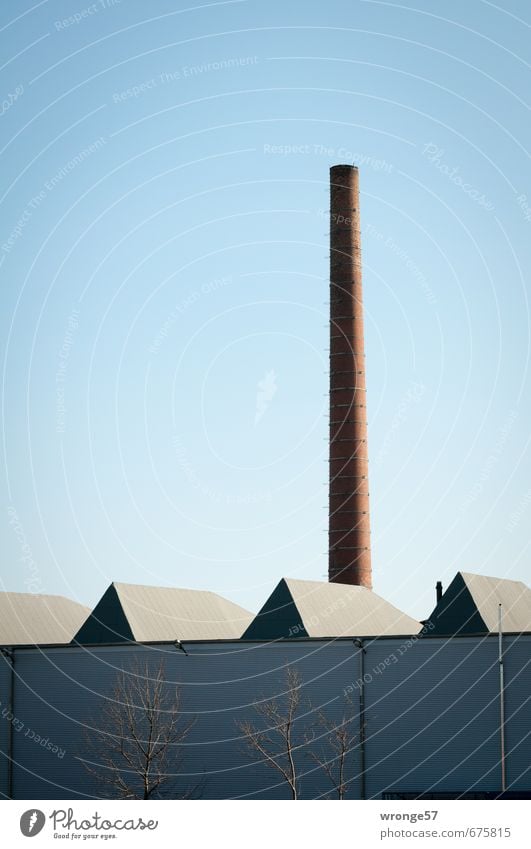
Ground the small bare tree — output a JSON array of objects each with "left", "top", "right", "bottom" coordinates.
[
  {"left": 238, "top": 666, "right": 303, "bottom": 800},
  {"left": 82, "top": 658, "right": 196, "bottom": 799},
  {"left": 306, "top": 699, "right": 359, "bottom": 799}
]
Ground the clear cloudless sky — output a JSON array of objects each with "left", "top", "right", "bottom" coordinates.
[{"left": 1, "top": 0, "right": 530, "bottom": 621}]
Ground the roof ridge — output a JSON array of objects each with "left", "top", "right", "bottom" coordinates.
[
  {"left": 113, "top": 580, "right": 219, "bottom": 595},
  {"left": 459, "top": 570, "right": 527, "bottom": 587}
]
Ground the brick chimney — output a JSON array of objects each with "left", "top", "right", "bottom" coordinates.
[{"left": 328, "top": 165, "right": 372, "bottom": 588}]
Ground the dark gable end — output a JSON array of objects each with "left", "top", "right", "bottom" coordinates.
[
  {"left": 72, "top": 584, "right": 135, "bottom": 644},
  {"left": 242, "top": 579, "right": 307, "bottom": 640},
  {"left": 427, "top": 573, "right": 487, "bottom": 635}
]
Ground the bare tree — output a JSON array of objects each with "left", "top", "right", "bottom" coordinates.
[
  {"left": 306, "top": 698, "right": 359, "bottom": 799},
  {"left": 237, "top": 666, "right": 303, "bottom": 800},
  {"left": 82, "top": 658, "right": 196, "bottom": 799}
]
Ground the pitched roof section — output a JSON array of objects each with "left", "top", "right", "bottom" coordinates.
[
  {"left": 74, "top": 582, "right": 253, "bottom": 644},
  {"left": 242, "top": 578, "right": 422, "bottom": 639},
  {"left": 428, "top": 571, "right": 531, "bottom": 635},
  {"left": 0, "top": 593, "right": 90, "bottom": 646}
]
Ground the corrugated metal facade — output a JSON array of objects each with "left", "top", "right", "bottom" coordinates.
[
  {"left": 503, "top": 636, "right": 531, "bottom": 790},
  {"left": 0, "top": 653, "right": 11, "bottom": 798},
  {"left": 365, "top": 636, "right": 501, "bottom": 796},
  {"left": 1, "top": 635, "right": 529, "bottom": 799}
]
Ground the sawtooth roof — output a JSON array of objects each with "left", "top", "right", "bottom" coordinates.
[
  {"left": 428, "top": 571, "right": 531, "bottom": 634},
  {"left": 0, "top": 593, "right": 90, "bottom": 646},
  {"left": 242, "top": 578, "right": 422, "bottom": 639},
  {"left": 73, "top": 582, "right": 253, "bottom": 644}
]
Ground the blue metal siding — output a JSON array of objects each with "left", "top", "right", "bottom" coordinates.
[
  {"left": 2, "top": 635, "right": 530, "bottom": 799},
  {"left": 364, "top": 636, "right": 505, "bottom": 797},
  {"left": 0, "top": 653, "right": 12, "bottom": 798},
  {"left": 503, "top": 635, "right": 531, "bottom": 791},
  {"left": 11, "top": 645, "right": 181, "bottom": 799},
  {"left": 9, "top": 642, "right": 361, "bottom": 800},
  {"left": 177, "top": 641, "right": 362, "bottom": 799}
]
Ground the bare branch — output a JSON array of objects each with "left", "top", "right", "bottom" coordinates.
[
  {"left": 81, "top": 657, "right": 197, "bottom": 799},
  {"left": 305, "top": 700, "right": 359, "bottom": 799},
  {"left": 237, "top": 666, "right": 303, "bottom": 800}
]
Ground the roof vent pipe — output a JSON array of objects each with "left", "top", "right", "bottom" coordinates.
[{"left": 436, "top": 581, "right": 443, "bottom": 603}]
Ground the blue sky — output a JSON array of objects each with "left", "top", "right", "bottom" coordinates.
[{"left": 1, "top": 0, "right": 530, "bottom": 620}]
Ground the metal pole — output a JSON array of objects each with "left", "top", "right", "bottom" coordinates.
[{"left": 498, "top": 604, "right": 506, "bottom": 794}]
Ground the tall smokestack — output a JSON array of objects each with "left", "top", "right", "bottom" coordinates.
[{"left": 329, "top": 165, "right": 372, "bottom": 588}]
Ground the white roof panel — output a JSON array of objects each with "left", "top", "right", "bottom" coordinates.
[
  {"left": 0, "top": 593, "right": 90, "bottom": 645},
  {"left": 114, "top": 582, "right": 253, "bottom": 641}
]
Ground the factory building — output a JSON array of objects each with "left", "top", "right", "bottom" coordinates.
[
  {"left": 1, "top": 570, "right": 530, "bottom": 799},
  {"left": 1, "top": 167, "right": 530, "bottom": 799},
  {"left": 1, "top": 628, "right": 530, "bottom": 800}
]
